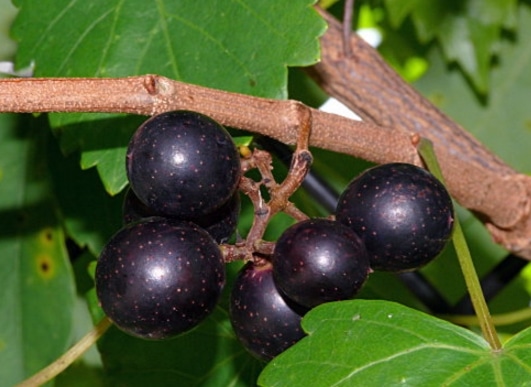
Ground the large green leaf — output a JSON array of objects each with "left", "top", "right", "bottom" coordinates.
[
  {"left": 0, "top": 114, "right": 76, "bottom": 386},
  {"left": 11, "top": 0, "right": 326, "bottom": 194},
  {"left": 414, "top": 2, "right": 531, "bottom": 175},
  {"left": 258, "top": 300, "right": 531, "bottom": 386}
]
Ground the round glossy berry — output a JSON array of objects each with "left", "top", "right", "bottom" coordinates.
[
  {"left": 272, "top": 219, "right": 370, "bottom": 309},
  {"left": 95, "top": 217, "right": 225, "bottom": 340},
  {"left": 126, "top": 110, "right": 241, "bottom": 218},
  {"left": 229, "top": 261, "right": 307, "bottom": 362},
  {"left": 122, "top": 187, "right": 240, "bottom": 243},
  {"left": 336, "top": 163, "right": 454, "bottom": 272}
]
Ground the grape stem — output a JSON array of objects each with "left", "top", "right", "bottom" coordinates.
[
  {"left": 221, "top": 108, "right": 313, "bottom": 263},
  {"left": 417, "top": 138, "right": 502, "bottom": 351},
  {"left": 15, "top": 317, "right": 112, "bottom": 387}
]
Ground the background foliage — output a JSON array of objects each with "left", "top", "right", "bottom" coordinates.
[{"left": 0, "top": 0, "right": 530, "bottom": 386}]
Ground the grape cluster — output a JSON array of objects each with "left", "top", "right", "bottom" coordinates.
[
  {"left": 230, "top": 163, "right": 454, "bottom": 361},
  {"left": 94, "top": 110, "right": 454, "bottom": 362},
  {"left": 95, "top": 111, "right": 241, "bottom": 340}
]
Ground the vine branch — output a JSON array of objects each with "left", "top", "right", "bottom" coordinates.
[{"left": 1, "top": 8, "right": 531, "bottom": 259}]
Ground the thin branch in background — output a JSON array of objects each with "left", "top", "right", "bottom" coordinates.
[
  {"left": 342, "top": 0, "right": 355, "bottom": 58},
  {"left": 452, "top": 254, "right": 530, "bottom": 315}
]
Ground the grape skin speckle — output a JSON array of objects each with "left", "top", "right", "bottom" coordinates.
[
  {"left": 272, "top": 219, "right": 370, "bottom": 309},
  {"left": 95, "top": 217, "right": 225, "bottom": 340},
  {"left": 126, "top": 110, "right": 241, "bottom": 218},
  {"left": 229, "top": 261, "right": 307, "bottom": 362},
  {"left": 336, "top": 163, "right": 454, "bottom": 272}
]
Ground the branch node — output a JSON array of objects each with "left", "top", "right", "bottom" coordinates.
[{"left": 143, "top": 75, "right": 158, "bottom": 95}]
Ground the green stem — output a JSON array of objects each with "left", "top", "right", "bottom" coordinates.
[
  {"left": 417, "top": 138, "right": 502, "bottom": 351},
  {"left": 15, "top": 317, "right": 112, "bottom": 387}
]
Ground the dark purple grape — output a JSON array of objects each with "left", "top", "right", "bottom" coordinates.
[
  {"left": 336, "top": 163, "right": 454, "bottom": 272},
  {"left": 272, "top": 219, "right": 370, "bottom": 309},
  {"left": 126, "top": 110, "right": 241, "bottom": 218},
  {"left": 122, "top": 186, "right": 154, "bottom": 225},
  {"left": 229, "top": 261, "right": 307, "bottom": 362},
  {"left": 95, "top": 217, "right": 225, "bottom": 340},
  {"left": 191, "top": 192, "right": 240, "bottom": 243},
  {"left": 122, "top": 187, "right": 240, "bottom": 244}
]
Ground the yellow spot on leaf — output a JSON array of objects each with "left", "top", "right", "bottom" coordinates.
[
  {"left": 38, "top": 228, "right": 54, "bottom": 246},
  {"left": 35, "top": 254, "right": 55, "bottom": 280}
]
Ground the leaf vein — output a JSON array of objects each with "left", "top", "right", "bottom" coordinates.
[{"left": 329, "top": 342, "right": 485, "bottom": 386}]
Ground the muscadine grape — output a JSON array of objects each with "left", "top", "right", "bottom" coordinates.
[
  {"left": 95, "top": 217, "right": 225, "bottom": 340},
  {"left": 122, "top": 187, "right": 153, "bottom": 225},
  {"left": 122, "top": 187, "right": 241, "bottom": 243},
  {"left": 126, "top": 110, "right": 241, "bottom": 218},
  {"left": 229, "top": 261, "right": 307, "bottom": 362},
  {"left": 336, "top": 163, "right": 454, "bottom": 272},
  {"left": 272, "top": 219, "right": 370, "bottom": 309}
]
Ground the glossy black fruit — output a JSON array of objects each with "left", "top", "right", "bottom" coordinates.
[
  {"left": 229, "top": 261, "right": 307, "bottom": 362},
  {"left": 191, "top": 192, "right": 240, "bottom": 243},
  {"left": 336, "top": 163, "right": 454, "bottom": 272},
  {"left": 95, "top": 217, "right": 225, "bottom": 340},
  {"left": 122, "top": 187, "right": 241, "bottom": 243},
  {"left": 272, "top": 219, "right": 370, "bottom": 309},
  {"left": 122, "top": 186, "right": 153, "bottom": 225},
  {"left": 126, "top": 110, "right": 241, "bottom": 218}
]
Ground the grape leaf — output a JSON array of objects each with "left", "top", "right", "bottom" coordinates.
[
  {"left": 258, "top": 300, "right": 531, "bottom": 386},
  {"left": 383, "top": 0, "right": 517, "bottom": 94},
  {"left": 11, "top": 0, "right": 326, "bottom": 194},
  {"left": 414, "top": 2, "right": 531, "bottom": 175},
  {"left": 383, "top": 0, "right": 423, "bottom": 28},
  {"left": 48, "top": 140, "right": 124, "bottom": 256},
  {"left": 0, "top": 114, "right": 76, "bottom": 386}
]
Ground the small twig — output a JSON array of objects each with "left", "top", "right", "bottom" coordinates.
[
  {"left": 227, "top": 114, "right": 314, "bottom": 263},
  {"left": 15, "top": 317, "right": 112, "bottom": 387},
  {"left": 342, "top": 0, "right": 355, "bottom": 58}
]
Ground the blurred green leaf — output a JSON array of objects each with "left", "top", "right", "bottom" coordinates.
[
  {"left": 382, "top": 0, "right": 517, "bottom": 93},
  {"left": 0, "top": 114, "right": 76, "bottom": 386},
  {"left": 258, "top": 300, "right": 531, "bottom": 386},
  {"left": 383, "top": 0, "right": 422, "bottom": 28},
  {"left": 414, "top": 3, "right": 531, "bottom": 175},
  {"left": 11, "top": 0, "right": 326, "bottom": 194},
  {"left": 48, "top": 136, "right": 124, "bottom": 256}
]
